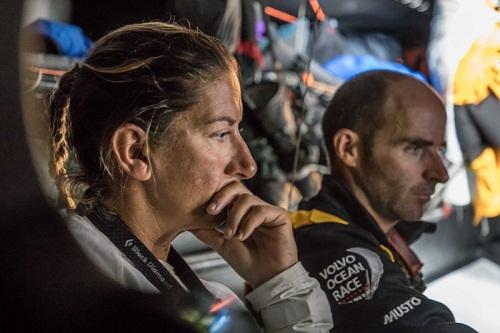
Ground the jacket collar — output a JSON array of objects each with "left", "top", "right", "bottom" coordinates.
[{"left": 300, "top": 175, "right": 432, "bottom": 291}]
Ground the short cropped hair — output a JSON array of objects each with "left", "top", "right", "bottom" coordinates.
[{"left": 322, "top": 70, "right": 409, "bottom": 170}]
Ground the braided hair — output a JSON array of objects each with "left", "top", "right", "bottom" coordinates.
[{"left": 48, "top": 65, "right": 79, "bottom": 208}]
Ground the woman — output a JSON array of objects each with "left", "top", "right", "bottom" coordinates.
[{"left": 48, "top": 22, "right": 332, "bottom": 332}]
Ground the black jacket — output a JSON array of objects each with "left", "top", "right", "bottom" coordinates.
[{"left": 292, "top": 176, "right": 477, "bottom": 333}]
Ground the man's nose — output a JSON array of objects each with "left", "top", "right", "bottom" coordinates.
[
  {"left": 226, "top": 137, "right": 257, "bottom": 180},
  {"left": 424, "top": 151, "right": 449, "bottom": 183}
]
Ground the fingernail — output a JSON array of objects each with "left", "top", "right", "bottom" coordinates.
[
  {"left": 236, "top": 232, "right": 244, "bottom": 241},
  {"left": 207, "top": 203, "right": 217, "bottom": 212},
  {"left": 224, "top": 228, "right": 233, "bottom": 239}
]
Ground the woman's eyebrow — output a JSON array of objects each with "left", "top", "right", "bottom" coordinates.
[{"left": 204, "top": 116, "right": 236, "bottom": 125}]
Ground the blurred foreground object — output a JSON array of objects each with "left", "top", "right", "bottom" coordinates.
[{"left": 453, "top": 2, "right": 500, "bottom": 225}]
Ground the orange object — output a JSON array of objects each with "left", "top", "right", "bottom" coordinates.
[
  {"left": 470, "top": 148, "right": 500, "bottom": 224},
  {"left": 264, "top": 6, "right": 297, "bottom": 23},
  {"left": 209, "top": 295, "right": 236, "bottom": 313},
  {"left": 28, "top": 66, "right": 66, "bottom": 77},
  {"left": 309, "top": 0, "right": 326, "bottom": 21},
  {"left": 302, "top": 71, "right": 315, "bottom": 87},
  {"left": 453, "top": 22, "right": 500, "bottom": 105}
]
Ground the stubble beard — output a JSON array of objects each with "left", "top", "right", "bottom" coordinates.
[{"left": 352, "top": 156, "right": 420, "bottom": 224}]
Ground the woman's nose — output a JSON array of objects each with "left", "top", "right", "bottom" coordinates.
[{"left": 226, "top": 138, "right": 257, "bottom": 180}]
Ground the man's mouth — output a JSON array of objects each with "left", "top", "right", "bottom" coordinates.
[
  {"left": 415, "top": 193, "right": 432, "bottom": 202},
  {"left": 414, "top": 188, "right": 435, "bottom": 202},
  {"left": 413, "top": 186, "right": 435, "bottom": 202}
]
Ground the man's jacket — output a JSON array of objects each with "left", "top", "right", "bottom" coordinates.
[{"left": 291, "top": 176, "right": 477, "bottom": 333}]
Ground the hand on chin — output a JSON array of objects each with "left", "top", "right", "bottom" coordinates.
[{"left": 191, "top": 182, "right": 298, "bottom": 288}]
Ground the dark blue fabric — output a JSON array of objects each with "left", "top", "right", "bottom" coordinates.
[{"left": 32, "top": 19, "right": 92, "bottom": 57}]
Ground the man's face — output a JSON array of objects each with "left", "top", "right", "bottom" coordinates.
[
  {"left": 150, "top": 73, "right": 257, "bottom": 229},
  {"left": 352, "top": 80, "right": 449, "bottom": 223}
]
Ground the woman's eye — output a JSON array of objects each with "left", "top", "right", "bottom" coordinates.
[{"left": 212, "top": 131, "right": 231, "bottom": 141}]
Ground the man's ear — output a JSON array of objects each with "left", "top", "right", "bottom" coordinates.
[
  {"left": 111, "top": 123, "right": 152, "bottom": 181},
  {"left": 332, "top": 129, "right": 360, "bottom": 168}
]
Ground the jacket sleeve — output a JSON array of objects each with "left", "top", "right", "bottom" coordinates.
[
  {"left": 246, "top": 262, "right": 334, "bottom": 333},
  {"left": 294, "top": 224, "right": 478, "bottom": 333}
]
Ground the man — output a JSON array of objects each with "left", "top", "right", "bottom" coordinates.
[{"left": 291, "top": 70, "right": 477, "bottom": 332}]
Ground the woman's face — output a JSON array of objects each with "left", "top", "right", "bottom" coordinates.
[{"left": 149, "top": 73, "right": 257, "bottom": 230}]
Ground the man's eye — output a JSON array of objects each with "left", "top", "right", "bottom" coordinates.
[
  {"left": 437, "top": 146, "right": 450, "bottom": 166},
  {"left": 405, "top": 145, "right": 422, "bottom": 155},
  {"left": 438, "top": 146, "right": 447, "bottom": 156}
]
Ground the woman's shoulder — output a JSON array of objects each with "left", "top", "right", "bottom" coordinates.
[
  {"left": 65, "top": 211, "right": 158, "bottom": 293},
  {"left": 66, "top": 212, "right": 119, "bottom": 254},
  {"left": 66, "top": 212, "right": 124, "bottom": 268}
]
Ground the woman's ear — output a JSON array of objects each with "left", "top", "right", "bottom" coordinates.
[
  {"left": 332, "top": 128, "right": 360, "bottom": 168},
  {"left": 111, "top": 123, "right": 152, "bottom": 181}
]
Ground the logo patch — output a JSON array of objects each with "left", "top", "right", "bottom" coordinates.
[
  {"left": 317, "top": 247, "right": 384, "bottom": 304},
  {"left": 383, "top": 297, "right": 422, "bottom": 325}
]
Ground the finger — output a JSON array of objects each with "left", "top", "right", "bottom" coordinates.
[
  {"left": 237, "top": 205, "right": 290, "bottom": 241},
  {"left": 191, "top": 229, "right": 248, "bottom": 265},
  {"left": 206, "top": 182, "right": 253, "bottom": 215},
  {"left": 224, "top": 193, "right": 256, "bottom": 239},
  {"left": 234, "top": 205, "right": 267, "bottom": 241}
]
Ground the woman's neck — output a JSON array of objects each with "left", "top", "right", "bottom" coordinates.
[{"left": 105, "top": 192, "right": 181, "bottom": 260}]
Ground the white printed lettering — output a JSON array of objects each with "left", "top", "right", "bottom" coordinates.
[
  {"left": 319, "top": 255, "right": 357, "bottom": 279},
  {"left": 383, "top": 297, "right": 422, "bottom": 325}
]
